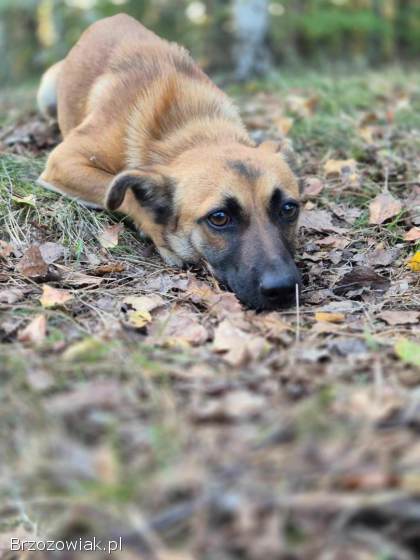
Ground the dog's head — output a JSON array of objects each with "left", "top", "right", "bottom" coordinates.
[{"left": 106, "top": 141, "right": 301, "bottom": 310}]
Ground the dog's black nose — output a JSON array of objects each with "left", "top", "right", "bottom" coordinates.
[{"left": 259, "top": 271, "right": 298, "bottom": 303}]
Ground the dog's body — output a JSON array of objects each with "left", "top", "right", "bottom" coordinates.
[{"left": 38, "top": 14, "right": 301, "bottom": 309}]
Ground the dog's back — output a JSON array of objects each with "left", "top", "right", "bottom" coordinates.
[{"left": 38, "top": 14, "right": 211, "bottom": 136}]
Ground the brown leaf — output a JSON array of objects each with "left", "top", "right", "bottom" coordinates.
[
  {"left": 0, "top": 240, "right": 13, "bottom": 259},
  {"left": 368, "top": 191, "right": 402, "bottom": 225},
  {"left": 17, "top": 314, "right": 47, "bottom": 345},
  {"left": 0, "top": 288, "right": 24, "bottom": 304},
  {"left": 16, "top": 245, "right": 49, "bottom": 280},
  {"left": 92, "top": 262, "right": 126, "bottom": 275},
  {"left": 286, "top": 94, "right": 318, "bottom": 118},
  {"left": 193, "top": 390, "right": 265, "bottom": 422},
  {"left": 404, "top": 227, "right": 420, "bottom": 241},
  {"left": 378, "top": 310, "right": 420, "bottom": 326},
  {"left": 98, "top": 223, "right": 124, "bottom": 248},
  {"left": 335, "top": 266, "right": 390, "bottom": 295},
  {"left": 317, "top": 236, "right": 350, "bottom": 250},
  {"left": 39, "top": 241, "right": 66, "bottom": 263},
  {"left": 149, "top": 307, "right": 208, "bottom": 347},
  {"left": 323, "top": 159, "right": 357, "bottom": 177},
  {"left": 315, "top": 312, "right": 345, "bottom": 323},
  {"left": 275, "top": 115, "right": 294, "bottom": 135},
  {"left": 122, "top": 294, "right": 166, "bottom": 313},
  {"left": 368, "top": 246, "right": 401, "bottom": 267},
  {"left": 303, "top": 177, "right": 323, "bottom": 199},
  {"left": 40, "top": 285, "right": 73, "bottom": 308},
  {"left": 299, "top": 209, "right": 347, "bottom": 234},
  {"left": 213, "top": 319, "right": 266, "bottom": 366}
]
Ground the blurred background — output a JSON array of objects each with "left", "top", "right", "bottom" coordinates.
[{"left": 1, "top": 0, "right": 420, "bottom": 86}]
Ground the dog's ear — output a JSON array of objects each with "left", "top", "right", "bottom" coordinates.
[
  {"left": 258, "top": 139, "right": 299, "bottom": 175},
  {"left": 105, "top": 170, "right": 174, "bottom": 225}
]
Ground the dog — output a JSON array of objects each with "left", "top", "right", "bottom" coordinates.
[{"left": 37, "top": 14, "right": 301, "bottom": 310}]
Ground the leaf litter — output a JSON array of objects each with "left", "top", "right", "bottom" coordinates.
[{"left": 1, "top": 72, "right": 420, "bottom": 559}]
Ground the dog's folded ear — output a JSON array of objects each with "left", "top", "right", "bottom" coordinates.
[
  {"left": 105, "top": 170, "right": 174, "bottom": 225},
  {"left": 258, "top": 139, "right": 299, "bottom": 175}
]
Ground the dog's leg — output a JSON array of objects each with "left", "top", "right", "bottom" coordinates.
[{"left": 38, "top": 138, "right": 114, "bottom": 209}]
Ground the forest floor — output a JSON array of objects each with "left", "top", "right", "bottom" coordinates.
[{"left": 0, "top": 67, "right": 419, "bottom": 560}]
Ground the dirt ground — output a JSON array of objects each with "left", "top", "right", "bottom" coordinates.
[{"left": 0, "top": 68, "right": 419, "bottom": 560}]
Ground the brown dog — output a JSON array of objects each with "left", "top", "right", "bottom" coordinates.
[{"left": 37, "top": 14, "right": 301, "bottom": 309}]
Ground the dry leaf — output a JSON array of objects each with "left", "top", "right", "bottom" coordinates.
[
  {"left": 317, "top": 236, "right": 350, "bottom": 249},
  {"left": 17, "top": 314, "right": 47, "bottom": 345},
  {"left": 213, "top": 319, "right": 266, "bottom": 366},
  {"left": 92, "top": 262, "right": 126, "bottom": 275},
  {"left": 0, "top": 288, "right": 24, "bottom": 304},
  {"left": 404, "top": 227, "right": 420, "bottom": 241},
  {"left": 323, "top": 159, "right": 357, "bottom": 177},
  {"left": 150, "top": 308, "right": 208, "bottom": 347},
  {"left": 335, "top": 266, "right": 390, "bottom": 295},
  {"left": 193, "top": 390, "right": 265, "bottom": 422},
  {"left": 303, "top": 177, "right": 323, "bottom": 198},
  {"left": 39, "top": 241, "right": 66, "bottom": 263},
  {"left": 122, "top": 294, "right": 165, "bottom": 314},
  {"left": 40, "top": 285, "right": 73, "bottom": 308},
  {"left": 0, "top": 240, "right": 13, "bottom": 259},
  {"left": 368, "top": 246, "right": 401, "bottom": 267},
  {"left": 286, "top": 94, "right": 318, "bottom": 118},
  {"left": 299, "top": 209, "right": 347, "bottom": 234},
  {"left": 315, "top": 312, "right": 345, "bottom": 323},
  {"left": 407, "top": 251, "right": 420, "bottom": 272},
  {"left": 368, "top": 191, "right": 402, "bottom": 225},
  {"left": 16, "top": 245, "right": 49, "bottom": 280},
  {"left": 11, "top": 193, "right": 36, "bottom": 206},
  {"left": 378, "top": 310, "right": 419, "bottom": 326},
  {"left": 275, "top": 115, "right": 294, "bottom": 135},
  {"left": 98, "top": 223, "right": 124, "bottom": 248},
  {"left": 126, "top": 310, "right": 152, "bottom": 329}
]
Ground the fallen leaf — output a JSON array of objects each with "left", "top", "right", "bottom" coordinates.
[
  {"left": 150, "top": 308, "right": 208, "bottom": 347},
  {"left": 323, "top": 159, "right": 357, "bottom": 177},
  {"left": 0, "top": 240, "right": 13, "bottom": 259},
  {"left": 11, "top": 193, "right": 36, "bottom": 206},
  {"left": 368, "top": 191, "right": 402, "bottom": 225},
  {"left": 213, "top": 319, "right": 266, "bottom": 366},
  {"left": 122, "top": 294, "right": 165, "bottom": 314},
  {"left": 16, "top": 245, "right": 50, "bottom": 280},
  {"left": 368, "top": 247, "right": 401, "bottom": 267},
  {"left": 98, "top": 223, "right": 124, "bottom": 248},
  {"left": 407, "top": 251, "right": 420, "bottom": 272},
  {"left": 303, "top": 177, "right": 323, "bottom": 199},
  {"left": 317, "top": 236, "right": 350, "bottom": 249},
  {"left": 17, "top": 314, "right": 47, "bottom": 345},
  {"left": 0, "top": 288, "right": 24, "bottom": 304},
  {"left": 335, "top": 266, "right": 390, "bottom": 295},
  {"left": 92, "top": 262, "right": 126, "bottom": 275},
  {"left": 404, "top": 227, "right": 420, "bottom": 241},
  {"left": 378, "top": 310, "right": 420, "bottom": 326},
  {"left": 193, "top": 390, "right": 265, "bottom": 422},
  {"left": 45, "top": 379, "right": 122, "bottom": 413},
  {"left": 299, "top": 209, "right": 347, "bottom": 234},
  {"left": 315, "top": 312, "right": 345, "bottom": 323},
  {"left": 62, "top": 337, "right": 108, "bottom": 362},
  {"left": 275, "top": 115, "right": 294, "bottom": 135},
  {"left": 126, "top": 310, "right": 152, "bottom": 329},
  {"left": 39, "top": 241, "right": 66, "bottom": 263},
  {"left": 286, "top": 94, "right": 318, "bottom": 118},
  {"left": 395, "top": 339, "right": 420, "bottom": 367},
  {"left": 40, "top": 285, "right": 73, "bottom": 308}
]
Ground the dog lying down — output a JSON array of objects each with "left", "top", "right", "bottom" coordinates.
[{"left": 37, "top": 14, "right": 301, "bottom": 310}]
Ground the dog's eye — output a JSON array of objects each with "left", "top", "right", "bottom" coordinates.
[
  {"left": 207, "top": 210, "right": 231, "bottom": 228},
  {"left": 281, "top": 201, "right": 299, "bottom": 221}
]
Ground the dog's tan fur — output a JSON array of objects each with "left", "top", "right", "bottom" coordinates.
[{"left": 38, "top": 14, "right": 300, "bottom": 307}]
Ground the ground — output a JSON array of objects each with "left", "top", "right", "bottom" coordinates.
[{"left": 0, "top": 68, "right": 419, "bottom": 560}]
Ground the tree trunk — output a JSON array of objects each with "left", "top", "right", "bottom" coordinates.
[{"left": 231, "top": 0, "right": 271, "bottom": 81}]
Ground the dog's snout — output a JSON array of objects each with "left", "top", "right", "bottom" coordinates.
[{"left": 259, "top": 270, "right": 299, "bottom": 304}]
